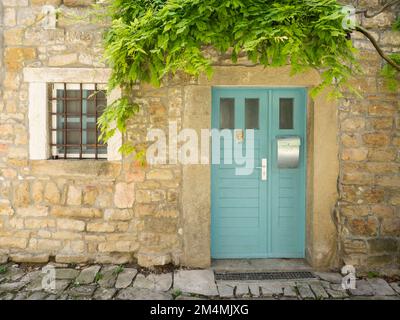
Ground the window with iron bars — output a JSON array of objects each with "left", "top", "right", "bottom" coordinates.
[{"left": 48, "top": 83, "right": 107, "bottom": 159}]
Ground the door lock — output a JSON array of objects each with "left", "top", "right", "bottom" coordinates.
[{"left": 256, "top": 158, "right": 267, "bottom": 181}]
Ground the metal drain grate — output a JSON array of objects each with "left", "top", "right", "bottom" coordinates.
[{"left": 215, "top": 271, "right": 315, "bottom": 281}]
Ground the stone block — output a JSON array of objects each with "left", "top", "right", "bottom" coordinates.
[
  {"left": 362, "top": 12, "right": 396, "bottom": 28},
  {"left": 24, "top": 218, "right": 55, "bottom": 229},
  {"left": 362, "top": 133, "right": 390, "bottom": 146},
  {"left": 13, "top": 182, "right": 30, "bottom": 206},
  {"left": 341, "top": 148, "right": 368, "bottom": 161},
  {"left": 343, "top": 239, "right": 367, "bottom": 255},
  {"left": 114, "top": 182, "right": 135, "bottom": 208},
  {"left": 371, "top": 205, "right": 394, "bottom": 218},
  {"left": 137, "top": 252, "right": 171, "bottom": 267},
  {"left": 4, "top": 8, "right": 16, "bottom": 26},
  {"left": 29, "top": 239, "right": 61, "bottom": 251},
  {"left": 82, "top": 186, "right": 98, "bottom": 205},
  {"left": 4, "top": 47, "right": 36, "bottom": 72},
  {"left": 0, "top": 203, "right": 14, "bottom": 216},
  {"left": 381, "top": 219, "right": 400, "bottom": 236},
  {"left": 104, "top": 208, "right": 133, "bottom": 221},
  {"left": 10, "top": 253, "right": 49, "bottom": 263},
  {"left": 48, "top": 53, "right": 78, "bottom": 67},
  {"left": 147, "top": 169, "right": 174, "bottom": 180},
  {"left": 366, "top": 255, "right": 393, "bottom": 267},
  {"left": 55, "top": 255, "right": 89, "bottom": 264},
  {"left": 369, "top": 118, "right": 393, "bottom": 130},
  {"left": 347, "top": 217, "right": 378, "bottom": 237},
  {"left": 368, "top": 238, "right": 398, "bottom": 254},
  {"left": 376, "top": 176, "right": 400, "bottom": 188},
  {"left": 31, "top": 181, "right": 44, "bottom": 203},
  {"left": 87, "top": 222, "right": 115, "bottom": 233},
  {"left": 66, "top": 186, "right": 82, "bottom": 206},
  {"left": 3, "top": 28, "right": 24, "bottom": 45},
  {"left": 44, "top": 182, "right": 60, "bottom": 204},
  {"left": 51, "top": 206, "right": 102, "bottom": 218},
  {"left": 341, "top": 118, "right": 365, "bottom": 131},
  {"left": 0, "top": 237, "right": 27, "bottom": 249},
  {"left": 342, "top": 172, "right": 373, "bottom": 185},
  {"left": 57, "top": 218, "right": 85, "bottom": 231},
  {"left": 98, "top": 241, "right": 137, "bottom": 253},
  {"left": 368, "top": 148, "right": 397, "bottom": 161},
  {"left": 16, "top": 206, "right": 48, "bottom": 217},
  {"left": 368, "top": 104, "right": 396, "bottom": 117}
]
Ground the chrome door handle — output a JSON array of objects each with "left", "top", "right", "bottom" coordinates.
[{"left": 256, "top": 158, "right": 267, "bottom": 181}]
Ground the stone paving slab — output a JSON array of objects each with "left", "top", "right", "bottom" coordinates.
[
  {"left": 390, "top": 282, "right": 400, "bottom": 294},
  {"left": 367, "top": 278, "right": 396, "bottom": 296},
  {"left": 326, "top": 288, "right": 349, "bottom": 299},
  {"left": 56, "top": 269, "right": 80, "bottom": 280},
  {"left": 173, "top": 269, "right": 218, "bottom": 297},
  {"left": 314, "top": 272, "right": 343, "bottom": 284},
  {"left": 116, "top": 288, "right": 172, "bottom": 300},
  {"left": 93, "top": 287, "right": 117, "bottom": 300},
  {"left": 260, "top": 282, "right": 284, "bottom": 297},
  {"left": 297, "top": 283, "right": 315, "bottom": 299},
  {"left": 310, "top": 283, "right": 329, "bottom": 299},
  {"left": 349, "top": 279, "right": 374, "bottom": 296},
  {"left": 97, "top": 266, "right": 118, "bottom": 288},
  {"left": 217, "top": 283, "right": 235, "bottom": 298},
  {"left": 115, "top": 268, "right": 137, "bottom": 289},
  {"left": 75, "top": 265, "right": 101, "bottom": 285},
  {"left": 235, "top": 283, "right": 250, "bottom": 297},
  {"left": 133, "top": 273, "right": 172, "bottom": 292},
  {"left": 0, "top": 263, "right": 399, "bottom": 300},
  {"left": 282, "top": 285, "right": 297, "bottom": 297}
]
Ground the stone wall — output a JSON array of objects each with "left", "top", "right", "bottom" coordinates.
[
  {"left": 0, "top": 0, "right": 399, "bottom": 274},
  {"left": 0, "top": 0, "right": 183, "bottom": 267},
  {"left": 338, "top": 0, "right": 400, "bottom": 274}
]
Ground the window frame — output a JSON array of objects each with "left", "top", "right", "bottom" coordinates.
[{"left": 24, "top": 67, "right": 122, "bottom": 161}]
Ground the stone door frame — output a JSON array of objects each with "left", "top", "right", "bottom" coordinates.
[{"left": 181, "top": 65, "right": 339, "bottom": 269}]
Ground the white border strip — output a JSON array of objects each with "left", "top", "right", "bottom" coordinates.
[{"left": 24, "top": 68, "right": 122, "bottom": 161}]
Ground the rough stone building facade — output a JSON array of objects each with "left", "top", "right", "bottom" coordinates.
[{"left": 0, "top": 0, "right": 399, "bottom": 274}]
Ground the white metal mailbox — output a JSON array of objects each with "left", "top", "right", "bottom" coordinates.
[{"left": 277, "top": 136, "right": 301, "bottom": 168}]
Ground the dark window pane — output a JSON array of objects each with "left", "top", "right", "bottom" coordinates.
[
  {"left": 67, "top": 100, "right": 80, "bottom": 114},
  {"left": 279, "top": 98, "right": 294, "bottom": 129},
  {"left": 66, "top": 131, "right": 80, "bottom": 145},
  {"left": 245, "top": 98, "right": 259, "bottom": 129},
  {"left": 220, "top": 98, "right": 234, "bottom": 129},
  {"left": 86, "top": 131, "right": 97, "bottom": 144},
  {"left": 66, "top": 90, "right": 80, "bottom": 99}
]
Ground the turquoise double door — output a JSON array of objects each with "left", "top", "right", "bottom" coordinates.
[{"left": 211, "top": 88, "right": 306, "bottom": 258}]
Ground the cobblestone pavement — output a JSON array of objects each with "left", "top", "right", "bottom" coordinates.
[{"left": 0, "top": 263, "right": 399, "bottom": 300}]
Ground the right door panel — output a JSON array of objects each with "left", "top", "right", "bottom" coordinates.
[{"left": 269, "top": 89, "right": 306, "bottom": 257}]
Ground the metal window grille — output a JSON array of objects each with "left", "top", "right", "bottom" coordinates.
[{"left": 48, "top": 83, "right": 107, "bottom": 159}]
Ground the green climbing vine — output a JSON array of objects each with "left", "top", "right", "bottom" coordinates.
[{"left": 97, "top": 0, "right": 399, "bottom": 155}]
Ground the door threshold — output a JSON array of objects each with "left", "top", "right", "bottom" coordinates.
[{"left": 211, "top": 258, "right": 312, "bottom": 272}]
